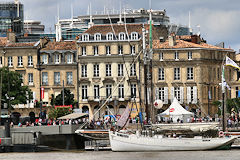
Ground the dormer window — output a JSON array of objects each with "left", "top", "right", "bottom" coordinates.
[
  {"left": 42, "top": 55, "right": 48, "bottom": 64},
  {"left": 175, "top": 51, "right": 179, "bottom": 60},
  {"left": 131, "top": 32, "right": 138, "bottom": 40},
  {"left": 107, "top": 33, "right": 113, "bottom": 40},
  {"left": 67, "top": 54, "right": 73, "bottom": 64},
  {"left": 94, "top": 33, "right": 101, "bottom": 41},
  {"left": 119, "top": 32, "right": 125, "bottom": 40},
  {"left": 55, "top": 54, "right": 60, "bottom": 64},
  {"left": 82, "top": 34, "right": 89, "bottom": 41}
]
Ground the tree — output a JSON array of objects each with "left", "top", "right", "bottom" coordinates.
[
  {"left": 0, "top": 67, "right": 33, "bottom": 110},
  {"left": 213, "top": 98, "right": 240, "bottom": 115},
  {"left": 48, "top": 107, "right": 73, "bottom": 119},
  {"left": 54, "top": 89, "right": 75, "bottom": 106}
]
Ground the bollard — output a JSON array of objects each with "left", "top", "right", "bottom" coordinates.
[{"left": 4, "top": 120, "right": 10, "bottom": 138}]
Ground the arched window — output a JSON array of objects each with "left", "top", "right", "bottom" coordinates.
[
  {"left": 107, "top": 33, "right": 113, "bottom": 40},
  {"left": 94, "top": 33, "right": 101, "bottom": 41},
  {"left": 82, "top": 34, "right": 89, "bottom": 41},
  {"left": 131, "top": 32, "right": 138, "bottom": 40},
  {"left": 119, "top": 32, "right": 125, "bottom": 40}
]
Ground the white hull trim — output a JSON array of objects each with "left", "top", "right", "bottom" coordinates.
[{"left": 109, "top": 131, "right": 237, "bottom": 151}]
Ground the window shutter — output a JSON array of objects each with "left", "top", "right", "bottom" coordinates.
[
  {"left": 187, "top": 87, "right": 191, "bottom": 104},
  {"left": 155, "top": 88, "right": 159, "bottom": 100},
  {"left": 171, "top": 87, "right": 174, "bottom": 102},
  {"left": 180, "top": 87, "right": 184, "bottom": 104},
  {"left": 164, "top": 87, "right": 168, "bottom": 104},
  {"left": 192, "top": 86, "right": 198, "bottom": 104}
]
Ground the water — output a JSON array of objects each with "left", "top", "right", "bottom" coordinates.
[{"left": 1, "top": 150, "right": 240, "bottom": 160}]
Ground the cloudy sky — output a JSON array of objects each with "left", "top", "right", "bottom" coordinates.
[{"left": 1, "top": 0, "right": 240, "bottom": 51}]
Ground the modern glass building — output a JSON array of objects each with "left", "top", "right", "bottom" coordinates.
[{"left": 0, "top": 1, "right": 24, "bottom": 37}]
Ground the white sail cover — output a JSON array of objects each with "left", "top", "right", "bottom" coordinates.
[
  {"left": 116, "top": 105, "right": 130, "bottom": 127},
  {"left": 160, "top": 97, "right": 193, "bottom": 122}
]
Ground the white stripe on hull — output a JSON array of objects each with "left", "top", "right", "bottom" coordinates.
[{"left": 109, "top": 131, "right": 236, "bottom": 151}]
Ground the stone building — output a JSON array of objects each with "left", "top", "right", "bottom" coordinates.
[
  {"left": 39, "top": 41, "right": 78, "bottom": 106},
  {"left": 152, "top": 35, "right": 235, "bottom": 116},
  {"left": 76, "top": 24, "right": 168, "bottom": 120}
]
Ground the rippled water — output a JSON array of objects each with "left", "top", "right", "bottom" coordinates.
[{"left": 1, "top": 150, "right": 240, "bottom": 160}]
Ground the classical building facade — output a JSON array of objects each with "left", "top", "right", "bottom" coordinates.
[
  {"left": 152, "top": 35, "right": 235, "bottom": 116},
  {"left": 76, "top": 24, "right": 168, "bottom": 119},
  {"left": 39, "top": 41, "right": 78, "bottom": 106}
]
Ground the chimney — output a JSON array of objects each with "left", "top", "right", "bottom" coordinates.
[
  {"left": 39, "top": 37, "right": 49, "bottom": 48},
  {"left": 191, "top": 35, "right": 201, "bottom": 44},
  {"left": 168, "top": 33, "right": 176, "bottom": 47},
  {"left": 7, "top": 30, "right": 16, "bottom": 43}
]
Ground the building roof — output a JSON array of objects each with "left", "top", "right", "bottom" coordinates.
[
  {"left": 41, "top": 41, "right": 77, "bottom": 51},
  {"left": 84, "top": 24, "right": 144, "bottom": 35},
  {"left": 6, "top": 42, "right": 36, "bottom": 47},
  {"left": 153, "top": 39, "right": 234, "bottom": 51},
  {"left": 0, "top": 37, "right": 7, "bottom": 46}
]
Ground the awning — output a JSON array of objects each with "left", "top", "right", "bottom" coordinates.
[{"left": 58, "top": 113, "right": 88, "bottom": 120}]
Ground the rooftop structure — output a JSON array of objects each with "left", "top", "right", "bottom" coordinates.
[
  {"left": 24, "top": 20, "right": 45, "bottom": 34},
  {"left": 56, "top": 8, "right": 190, "bottom": 41}
]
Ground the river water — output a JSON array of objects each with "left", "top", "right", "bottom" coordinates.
[{"left": 1, "top": 150, "right": 240, "bottom": 160}]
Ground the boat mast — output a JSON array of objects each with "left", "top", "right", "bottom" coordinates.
[{"left": 221, "top": 58, "right": 226, "bottom": 132}]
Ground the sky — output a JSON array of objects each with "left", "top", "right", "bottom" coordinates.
[{"left": 1, "top": 0, "right": 240, "bottom": 52}]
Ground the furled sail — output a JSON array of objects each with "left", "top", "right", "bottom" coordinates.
[{"left": 116, "top": 105, "right": 130, "bottom": 127}]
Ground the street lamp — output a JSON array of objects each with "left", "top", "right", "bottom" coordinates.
[{"left": 37, "top": 61, "right": 44, "bottom": 119}]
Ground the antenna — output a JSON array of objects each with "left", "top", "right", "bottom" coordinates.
[
  {"left": 88, "top": 2, "right": 94, "bottom": 28},
  {"left": 70, "top": 3, "right": 74, "bottom": 28},
  {"left": 118, "top": 1, "right": 123, "bottom": 24},
  {"left": 188, "top": 11, "right": 193, "bottom": 35}
]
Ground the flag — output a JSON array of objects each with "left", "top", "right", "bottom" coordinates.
[
  {"left": 225, "top": 56, "right": 240, "bottom": 70},
  {"left": 149, "top": 10, "right": 152, "bottom": 49},
  {"left": 116, "top": 105, "right": 130, "bottom": 127}
]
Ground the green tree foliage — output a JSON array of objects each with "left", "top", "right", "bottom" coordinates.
[
  {"left": 48, "top": 107, "right": 73, "bottom": 119},
  {"left": 0, "top": 67, "right": 32, "bottom": 109},
  {"left": 54, "top": 89, "right": 75, "bottom": 106},
  {"left": 213, "top": 98, "right": 240, "bottom": 115}
]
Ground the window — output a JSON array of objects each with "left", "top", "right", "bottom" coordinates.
[
  {"left": 174, "top": 68, "right": 180, "bottom": 80},
  {"left": 118, "top": 84, "right": 124, "bottom": 99},
  {"left": 67, "top": 72, "right": 73, "bottom": 85},
  {"left": 107, "top": 33, "right": 113, "bottom": 40},
  {"left": 54, "top": 72, "right": 60, "bottom": 85},
  {"left": 131, "top": 32, "right": 138, "bottom": 40},
  {"left": 119, "top": 32, "right": 125, "bottom": 40},
  {"left": 94, "top": 46, "right": 98, "bottom": 56},
  {"left": 67, "top": 54, "right": 73, "bottom": 64},
  {"left": 158, "top": 68, "right": 164, "bottom": 80},
  {"left": 17, "top": 56, "right": 23, "bottom": 66},
  {"left": 28, "top": 73, "right": 33, "bottom": 85},
  {"left": 106, "top": 64, "right": 111, "bottom": 76},
  {"left": 106, "top": 84, "right": 112, "bottom": 98},
  {"left": 93, "top": 64, "right": 99, "bottom": 77},
  {"left": 188, "top": 51, "right": 192, "bottom": 60},
  {"left": 174, "top": 87, "right": 180, "bottom": 101},
  {"left": 175, "top": 51, "right": 179, "bottom": 60},
  {"left": 42, "top": 72, "right": 48, "bottom": 85},
  {"left": 82, "top": 85, "right": 88, "bottom": 100},
  {"left": 0, "top": 56, "right": 2, "bottom": 65},
  {"left": 81, "top": 64, "right": 87, "bottom": 77},
  {"left": 28, "top": 56, "right": 33, "bottom": 66},
  {"left": 41, "top": 55, "right": 48, "bottom": 64},
  {"left": 106, "top": 46, "right": 111, "bottom": 55},
  {"left": 131, "top": 45, "right": 135, "bottom": 55},
  {"left": 118, "top": 64, "right": 124, "bottom": 76},
  {"left": 94, "top": 85, "right": 100, "bottom": 99},
  {"left": 190, "top": 87, "right": 194, "bottom": 102},
  {"left": 8, "top": 56, "right": 12, "bottom": 67},
  {"left": 55, "top": 54, "right": 60, "bottom": 64},
  {"left": 94, "top": 33, "right": 101, "bottom": 41},
  {"left": 187, "top": 67, "right": 194, "bottom": 80},
  {"left": 159, "top": 52, "right": 163, "bottom": 61},
  {"left": 236, "top": 87, "right": 240, "bottom": 98},
  {"left": 82, "top": 34, "right": 89, "bottom": 41},
  {"left": 131, "top": 84, "right": 137, "bottom": 99},
  {"left": 130, "top": 63, "right": 136, "bottom": 76},
  {"left": 158, "top": 87, "right": 164, "bottom": 101},
  {"left": 82, "top": 46, "right": 86, "bottom": 56},
  {"left": 118, "top": 45, "right": 123, "bottom": 55}
]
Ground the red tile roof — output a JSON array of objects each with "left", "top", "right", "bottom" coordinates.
[
  {"left": 6, "top": 42, "right": 35, "bottom": 47},
  {"left": 41, "top": 41, "right": 77, "bottom": 51},
  {"left": 153, "top": 39, "right": 233, "bottom": 51}
]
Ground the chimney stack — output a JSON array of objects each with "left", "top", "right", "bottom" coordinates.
[{"left": 168, "top": 33, "right": 176, "bottom": 47}]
